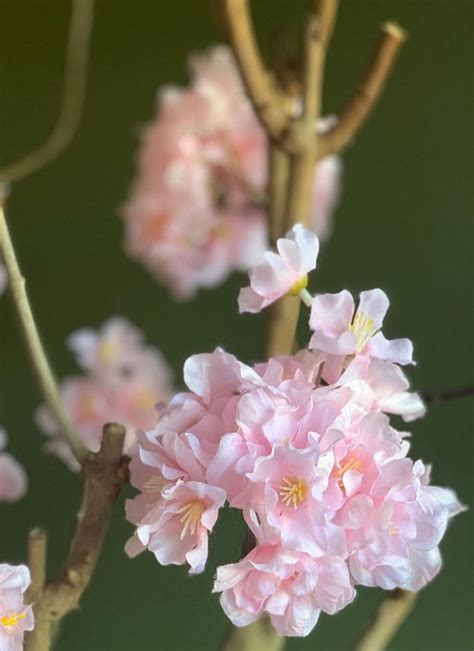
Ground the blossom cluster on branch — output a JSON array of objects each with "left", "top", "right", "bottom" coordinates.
[
  {"left": 122, "top": 46, "right": 341, "bottom": 299},
  {"left": 36, "top": 317, "right": 173, "bottom": 470},
  {"left": 125, "top": 226, "right": 463, "bottom": 637}
]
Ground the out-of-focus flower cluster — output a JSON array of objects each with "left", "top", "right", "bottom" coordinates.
[
  {"left": 0, "top": 564, "right": 34, "bottom": 650},
  {"left": 0, "top": 428, "right": 27, "bottom": 503},
  {"left": 36, "top": 317, "right": 173, "bottom": 471},
  {"left": 122, "top": 46, "right": 342, "bottom": 300},
  {"left": 125, "top": 226, "right": 463, "bottom": 637}
]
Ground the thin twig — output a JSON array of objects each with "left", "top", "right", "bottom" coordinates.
[
  {"left": 25, "top": 424, "right": 127, "bottom": 651},
  {"left": 422, "top": 384, "right": 474, "bottom": 405},
  {"left": 0, "top": 0, "right": 95, "bottom": 184},
  {"left": 221, "top": 0, "right": 288, "bottom": 143},
  {"left": 318, "top": 21, "right": 407, "bottom": 160},
  {"left": 352, "top": 589, "right": 417, "bottom": 651},
  {"left": 26, "top": 529, "right": 48, "bottom": 601},
  {"left": 0, "top": 202, "right": 87, "bottom": 464},
  {"left": 268, "top": 144, "right": 290, "bottom": 245}
]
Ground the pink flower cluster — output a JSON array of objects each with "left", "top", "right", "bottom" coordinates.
[
  {"left": 122, "top": 46, "right": 341, "bottom": 299},
  {"left": 125, "top": 226, "right": 463, "bottom": 637},
  {"left": 0, "top": 429, "right": 27, "bottom": 503},
  {"left": 36, "top": 317, "right": 173, "bottom": 470},
  {"left": 0, "top": 564, "right": 34, "bottom": 650}
]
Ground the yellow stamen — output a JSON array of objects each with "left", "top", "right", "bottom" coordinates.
[
  {"left": 98, "top": 341, "right": 120, "bottom": 365},
  {"left": 335, "top": 457, "right": 363, "bottom": 490},
  {"left": 389, "top": 526, "right": 399, "bottom": 536},
  {"left": 288, "top": 275, "right": 308, "bottom": 296},
  {"left": 348, "top": 311, "right": 378, "bottom": 353},
  {"left": 0, "top": 612, "right": 25, "bottom": 628},
  {"left": 177, "top": 500, "right": 204, "bottom": 539},
  {"left": 278, "top": 477, "right": 308, "bottom": 509}
]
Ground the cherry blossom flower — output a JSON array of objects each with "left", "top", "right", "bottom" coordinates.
[
  {"left": 36, "top": 317, "right": 173, "bottom": 470},
  {"left": 0, "top": 564, "right": 34, "bottom": 650},
  {"left": 238, "top": 224, "right": 319, "bottom": 313},
  {"left": 125, "top": 322, "right": 463, "bottom": 635},
  {"left": 0, "top": 428, "right": 27, "bottom": 503},
  {"left": 122, "top": 46, "right": 341, "bottom": 300},
  {"left": 213, "top": 546, "right": 355, "bottom": 637}
]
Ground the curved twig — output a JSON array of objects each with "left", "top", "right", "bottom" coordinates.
[
  {"left": 318, "top": 21, "right": 407, "bottom": 160},
  {"left": 422, "top": 384, "right": 474, "bottom": 405},
  {"left": 0, "top": 202, "right": 87, "bottom": 464},
  {"left": 0, "top": 0, "right": 95, "bottom": 184}
]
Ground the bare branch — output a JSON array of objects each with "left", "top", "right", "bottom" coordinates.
[
  {"left": 220, "top": 0, "right": 288, "bottom": 142},
  {"left": 0, "top": 202, "right": 88, "bottom": 464},
  {"left": 25, "top": 424, "right": 127, "bottom": 651},
  {"left": 0, "top": 0, "right": 95, "bottom": 184},
  {"left": 26, "top": 529, "right": 48, "bottom": 601},
  {"left": 352, "top": 589, "right": 417, "bottom": 651},
  {"left": 318, "top": 21, "right": 407, "bottom": 159},
  {"left": 422, "top": 384, "right": 474, "bottom": 405}
]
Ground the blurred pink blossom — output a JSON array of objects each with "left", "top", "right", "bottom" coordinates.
[
  {"left": 122, "top": 46, "right": 342, "bottom": 299},
  {"left": 0, "top": 428, "right": 27, "bottom": 503},
  {"left": 36, "top": 317, "right": 173, "bottom": 470},
  {"left": 0, "top": 564, "right": 34, "bottom": 650}
]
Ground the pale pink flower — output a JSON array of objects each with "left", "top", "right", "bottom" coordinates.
[
  {"left": 0, "top": 429, "right": 27, "bottom": 503},
  {"left": 36, "top": 318, "right": 173, "bottom": 470},
  {"left": 239, "top": 225, "right": 319, "bottom": 313},
  {"left": 126, "top": 479, "right": 225, "bottom": 574},
  {"left": 214, "top": 546, "right": 355, "bottom": 637},
  {"left": 309, "top": 289, "right": 413, "bottom": 382},
  {"left": 122, "top": 46, "right": 341, "bottom": 300},
  {"left": 347, "top": 460, "right": 464, "bottom": 590},
  {"left": 0, "top": 564, "right": 34, "bottom": 650}
]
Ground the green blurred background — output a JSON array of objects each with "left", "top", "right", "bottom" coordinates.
[{"left": 0, "top": 1, "right": 472, "bottom": 649}]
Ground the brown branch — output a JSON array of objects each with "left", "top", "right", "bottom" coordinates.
[
  {"left": 220, "top": 0, "right": 289, "bottom": 143},
  {"left": 0, "top": 0, "right": 95, "bottom": 184},
  {"left": 318, "top": 21, "right": 407, "bottom": 160},
  {"left": 352, "top": 589, "right": 417, "bottom": 651},
  {"left": 25, "top": 423, "right": 127, "bottom": 651},
  {"left": 422, "top": 384, "right": 474, "bottom": 405},
  {"left": 0, "top": 201, "right": 88, "bottom": 464},
  {"left": 26, "top": 529, "right": 48, "bottom": 602},
  {"left": 268, "top": 144, "right": 290, "bottom": 245}
]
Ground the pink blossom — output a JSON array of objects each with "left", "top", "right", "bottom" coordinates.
[
  {"left": 126, "top": 479, "right": 225, "bottom": 574},
  {"left": 122, "top": 46, "right": 341, "bottom": 300},
  {"left": 0, "top": 564, "right": 34, "bottom": 650},
  {"left": 36, "top": 317, "right": 173, "bottom": 470},
  {"left": 125, "top": 339, "right": 463, "bottom": 636},
  {"left": 214, "top": 546, "right": 355, "bottom": 637},
  {"left": 0, "top": 429, "right": 27, "bottom": 503},
  {"left": 347, "top": 460, "right": 464, "bottom": 590},
  {"left": 239, "top": 225, "right": 319, "bottom": 313},
  {"left": 309, "top": 289, "right": 414, "bottom": 382}
]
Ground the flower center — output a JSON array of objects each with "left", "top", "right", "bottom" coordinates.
[
  {"left": 0, "top": 612, "right": 25, "bottom": 629},
  {"left": 98, "top": 341, "right": 120, "bottom": 365},
  {"left": 288, "top": 275, "right": 308, "bottom": 296},
  {"left": 389, "top": 526, "right": 399, "bottom": 536},
  {"left": 278, "top": 477, "right": 308, "bottom": 509},
  {"left": 349, "top": 311, "right": 378, "bottom": 353},
  {"left": 335, "top": 457, "right": 363, "bottom": 489},
  {"left": 177, "top": 500, "right": 204, "bottom": 539}
]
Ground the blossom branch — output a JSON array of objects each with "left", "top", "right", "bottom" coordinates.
[
  {"left": 0, "top": 0, "right": 94, "bottom": 184},
  {"left": 26, "top": 529, "right": 48, "bottom": 602},
  {"left": 0, "top": 202, "right": 87, "bottom": 464},
  {"left": 25, "top": 423, "right": 127, "bottom": 651},
  {"left": 352, "top": 589, "right": 417, "bottom": 651},
  {"left": 221, "top": 0, "right": 288, "bottom": 143},
  {"left": 318, "top": 21, "right": 407, "bottom": 160},
  {"left": 422, "top": 384, "right": 474, "bottom": 405}
]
